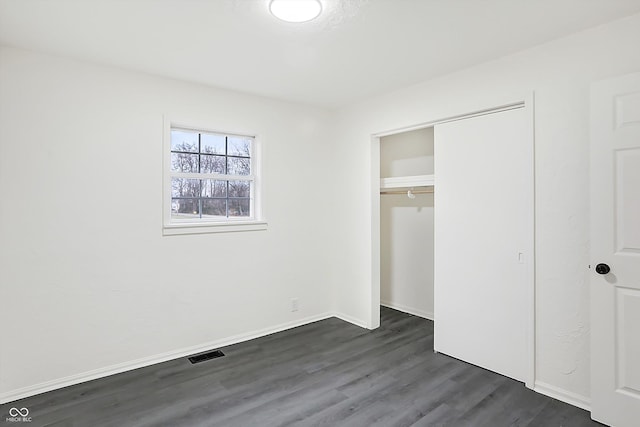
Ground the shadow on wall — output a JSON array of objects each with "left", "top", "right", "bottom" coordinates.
[{"left": 380, "top": 192, "right": 434, "bottom": 312}]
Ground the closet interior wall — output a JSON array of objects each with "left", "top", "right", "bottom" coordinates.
[{"left": 380, "top": 127, "right": 435, "bottom": 319}]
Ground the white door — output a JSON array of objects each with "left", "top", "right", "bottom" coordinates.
[
  {"left": 590, "top": 72, "right": 640, "bottom": 427},
  {"left": 434, "top": 107, "right": 531, "bottom": 383}
]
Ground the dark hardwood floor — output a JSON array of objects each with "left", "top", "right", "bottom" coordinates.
[{"left": 1, "top": 307, "right": 602, "bottom": 427}]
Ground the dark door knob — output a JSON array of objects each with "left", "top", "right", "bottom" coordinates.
[{"left": 595, "top": 263, "right": 611, "bottom": 275}]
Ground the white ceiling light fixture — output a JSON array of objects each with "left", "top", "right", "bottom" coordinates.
[{"left": 269, "top": 0, "right": 323, "bottom": 23}]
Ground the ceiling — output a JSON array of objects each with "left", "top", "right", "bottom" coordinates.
[{"left": 1, "top": 0, "right": 640, "bottom": 108}]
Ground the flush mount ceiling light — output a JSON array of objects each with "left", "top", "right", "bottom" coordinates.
[{"left": 269, "top": 0, "right": 322, "bottom": 23}]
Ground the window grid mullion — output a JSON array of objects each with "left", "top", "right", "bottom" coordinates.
[
  {"left": 170, "top": 172, "right": 254, "bottom": 180},
  {"left": 198, "top": 134, "right": 202, "bottom": 218},
  {"left": 225, "top": 136, "right": 230, "bottom": 218}
]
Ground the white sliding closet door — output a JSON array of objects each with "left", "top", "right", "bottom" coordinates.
[{"left": 434, "top": 107, "right": 530, "bottom": 382}]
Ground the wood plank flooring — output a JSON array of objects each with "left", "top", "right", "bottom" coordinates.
[{"left": 1, "top": 307, "right": 603, "bottom": 426}]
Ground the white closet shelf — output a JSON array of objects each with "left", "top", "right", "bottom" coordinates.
[{"left": 380, "top": 174, "right": 435, "bottom": 189}]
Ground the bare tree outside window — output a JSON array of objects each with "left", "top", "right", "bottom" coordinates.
[{"left": 170, "top": 129, "right": 253, "bottom": 221}]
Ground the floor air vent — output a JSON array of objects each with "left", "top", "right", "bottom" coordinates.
[{"left": 188, "top": 350, "right": 225, "bottom": 364}]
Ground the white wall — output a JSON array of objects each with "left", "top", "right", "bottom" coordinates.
[
  {"left": 380, "top": 128, "right": 434, "bottom": 177},
  {"left": 380, "top": 128, "right": 434, "bottom": 319},
  {"left": 330, "top": 13, "right": 640, "bottom": 405},
  {"left": 0, "top": 46, "right": 335, "bottom": 400}
]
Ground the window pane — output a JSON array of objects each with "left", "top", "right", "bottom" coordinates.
[
  {"left": 228, "top": 137, "right": 251, "bottom": 157},
  {"left": 171, "top": 198, "right": 200, "bottom": 218},
  {"left": 228, "top": 199, "right": 250, "bottom": 217},
  {"left": 171, "top": 178, "right": 200, "bottom": 198},
  {"left": 171, "top": 130, "right": 199, "bottom": 153},
  {"left": 200, "top": 155, "right": 226, "bottom": 174},
  {"left": 171, "top": 153, "right": 199, "bottom": 172},
  {"left": 201, "top": 133, "right": 226, "bottom": 155},
  {"left": 228, "top": 180, "right": 250, "bottom": 198},
  {"left": 202, "top": 199, "right": 227, "bottom": 217},
  {"left": 227, "top": 157, "right": 250, "bottom": 175},
  {"left": 201, "top": 180, "right": 227, "bottom": 198}
]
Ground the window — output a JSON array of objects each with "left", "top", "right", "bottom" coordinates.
[{"left": 163, "top": 122, "right": 265, "bottom": 235}]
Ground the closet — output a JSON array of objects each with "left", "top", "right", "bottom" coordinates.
[
  {"left": 377, "top": 105, "right": 532, "bottom": 385},
  {"left": 379, "top": 127, "right": 435, "bottom": 320}
]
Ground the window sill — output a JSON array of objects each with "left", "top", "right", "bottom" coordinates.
[{"left": 163, "top": 220, "right": 268, "bottom": 236}]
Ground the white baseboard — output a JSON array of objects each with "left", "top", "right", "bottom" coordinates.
[
  {"left": 4, "top": 312, "right": 591, "bottom": 416},
  {"left": 334, "top": 311, "right": 370, "bottom": 329},
  {"left": 533, "top": 381, "right": 591, "bottom": 411},
  {"left": 1, "top": 311, "right": 345, "bottom": 404},
  {"left": 381, "top": 301, "right": 434, "bottom": 320}
]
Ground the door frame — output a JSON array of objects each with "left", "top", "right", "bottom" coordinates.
[{"left": 369, "top": 93, "right": 536, "bottom": 389}]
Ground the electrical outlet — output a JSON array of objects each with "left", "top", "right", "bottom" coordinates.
[{"left": 291, "top": 298, "right": 299, "bottom": 312}]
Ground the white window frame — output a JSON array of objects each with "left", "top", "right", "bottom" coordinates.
[{"left": 162, "top": 116, "right": 267, "bottom": 235}]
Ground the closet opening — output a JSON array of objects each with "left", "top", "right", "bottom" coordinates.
[{"left": 379, "top": 127, "right": 435, "bottom": 321}]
